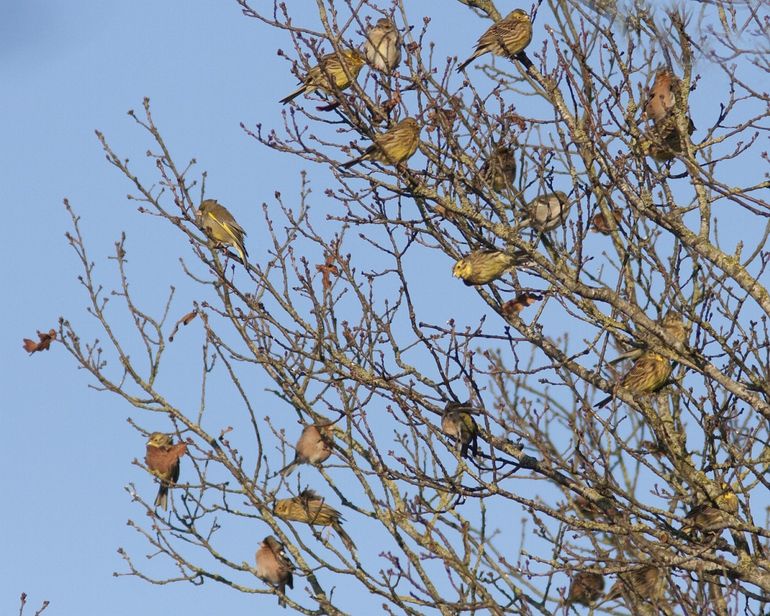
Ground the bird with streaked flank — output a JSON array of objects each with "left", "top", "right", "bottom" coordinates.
[
  {"left": 683, "top": 483, "right": 739, "bottom": 533},
  {"left": 566, "top": 571, "right": 605, "bottom": 606},
  {"left": 364, "top": 18, "right": 401, "bottom": 73},
  {"left": 479, "top": 144, "right": 517, "bottom": 193},
  {"left": 196, "top": 199, "right": 248, "bottom": 264},
  {"left": 274, "top": 489, "right": 356, "bottom": 552},
  {"left": 280, "top": 49, "right": 365, "bottom": 104},
  {"left": 145, "top": 432, "right": 187, "bottom": 511},
  {"left": 520, "top": 191, "right": 571, "bottom": 232},
  {"left": 605, "top": 565, "right": 665, "bottom": 606},
  {"left": 256, "top": 535, "right": 294, "bottom": 608},
  {"left": 342, "top": 117, "right": 421, "bottom": 169},
  {"left": 456, "top": 9, "right": 532, "bottom": 72},
  {"left": 595, "top": 313, "right": 687, "bottom": 408},
  {"left": 441, "top": 401, "right": 479, "bottom": 458},
  {"left": 452, "top": 249, "right": 529, "bottom": 286},
  {"left": 279, "top": 423, "right": 334, "bottom": 476}
]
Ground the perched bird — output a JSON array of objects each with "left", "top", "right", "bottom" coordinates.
[
  {"left": 441, "top": 401, "right": 479, "bottom": 458},
  {"left": 605, "top": 565, "right": 665, "bottom": 605},
  {"left": 256, "top": 535, "right": 294, "bottom": 608},
  {"left": 520, "top": 191, "right": 571, "bottom": 232},
  {"left": 279, "top": 423, "right": 334, "bottom": 476},
  {"left": 342, "top": 117, "right": 421, "bottom": 168},
  {"left": 456, "top": 9, "right": 533, "bottom": 72},
  {"left": 363, "top": 18, "right": 401, "bottom": 73},
  {"left": 501, "top": 292, "right": 542, "bottom": 319},
  {"left": 479, "top": 144, "right": 517, "bottom": 193},
  {"left": 645, "top": 69, "right": 678, "bottom": 123},
  {"left": 566, "top": 571, "right": 605, "bottom": 606},
  {"left": 683, "top": 483, "right": 739, "bottom": 533},
  {"left": 280, "top": 49, "right": 365, "bottom": 104},
  {"left": 595, "top": 313, "right": 687, "bottom": 408},
  {"left": 196, "top": 199, "right": 248, "bottom": 264},
  {"left": 274, "top": 489, "right": 355, "bottom": 552},
  {"left": 452, "top": 249, "right": 529, "bottom": 286},
  {"left": 640, "top": 114, "right": 696, "bottom": 162},
  {"left": 590, "top": 208, "right": 622, "bottom": 235},
  {"left": 145, "top": 432, "right": 187, "bottom": 511}
]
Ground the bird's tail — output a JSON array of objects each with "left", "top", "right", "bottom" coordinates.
[
  {"left": 335, "top": 525, "right": 356, "bottom": 553},
  {"left": 341, "top": 154, "right": 365, "bottom": 169},
  {"left": 455, "top": 53, "right": 477, "bottom": 73},
  {"left": 279, "top": 459, "right": 299, "bottom": 477},
  {"left": 155, "top": 484, "right": 169, "bottom": 510},
  {"left": 279, "top": 86, "right": 306, "bottom": 105},
  {"left": 594, "top": 394, "right": 612, "bottom": 408}
]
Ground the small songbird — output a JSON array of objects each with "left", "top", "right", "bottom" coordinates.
[
  {"left": 566, "top": 571, "right": 605, "bottom": 606},
  {"left": 590, "top": 208, "right": 622, "bottom": 235},
  {"left": 452, "top": 249, "right": 529, "bottom": 286},
  {"left": 363, "top": 18, "right": 401, "bottom": 73},
  {"left": 683, "top": 483, "right": 739, "bottom": 533},
  {"left": 595, "top": 313, "right": 687, "bottom": 408},
  {"left": 196, "top": 199, "right": 248, "bottom": 264},
  {"left": 279, "top": 423, "right": 334, "bottom": 476},
  {"left": 605, "top": 565, "right": 665, "bottom": 605},
  {"left": 644, "top": 69, "right": 678, "bottom": 123},
  {"left": 280, "top": 49, "right": 365, "bottom": 104},
  {"left": 274, "top": 489, "right": 356, "bottom": 552},
  {"left": 520, "top": 192, "right": 571, "bottom": 232},
  {"left": 22, "top": 329, "right": 57, "bottom": 354},
  {"left": 441, "top": 401, "right": 479, "bottom": 458},
  {"left": 640, "top": 114, "right": 696, "bottom": 162},
  {"left": 256, "top": 535, "right": 295, "bottom": 608},
  {"left": 456, "top": 9, "right": 533, "bottom": 72},
  {"left": 342, "top": 117, "right": 421, "bottom": 169},
  {"left": 479, "top": 144, "right": 517, "bottom": 193},
  {"left": 145, "top": 432, "right": 187, "bottom": 511}
]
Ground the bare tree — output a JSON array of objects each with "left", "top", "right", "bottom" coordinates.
[{"left": 55, "top": 0, "right": 770, "bottom": 613}]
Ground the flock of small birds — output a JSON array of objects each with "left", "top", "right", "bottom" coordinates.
[{"left": 24, "top": 6, "right": 705, "bottom": 610}]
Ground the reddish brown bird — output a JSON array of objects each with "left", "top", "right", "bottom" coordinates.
[
  {"left": 145, "top": 432, "right": 187, "bottom": 510},
  {"left": 256, "top": 535, "right": 295, "bottom": 608},
  {"left": 23, "top": 329, "right": 57, "bottom": 354},
  {"left": 279, "top": 423, "right": 334, "bottom": 476},
  {"left": 645, "top": 69, "right": 678, "bottom": 123}
]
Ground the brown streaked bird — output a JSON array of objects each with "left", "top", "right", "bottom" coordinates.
[
  {"left": 566, "top": 571, "right": 605, "bottom": 606},
  {"left": 596, "top": 313, "right": 687, "bottom": 408},
  {"left": 520, "top": 191, "right": 571, "bottom": 232},
  {"left": 342, "top": 117, "right": 421, "bottom": 169},
  {"left": 644, "top": 69, "right": 678, "bottom": 123},
  {"left": 256, "top": 535, "right": 295, "bottom": 608},
  {"left": 640, "top": 114, "right": 696, "bottom": 162},
  {"left": 456, "top": 9, "right": 533, "bottom": 72},
  {"left": 279, "top": 423, "right": 334, "bottom": 476},
  {"left": 196, "top": 199, "right": 248, "bottom": 264},
  {"left": 280, "top": 49, "right": 365, "bottom": 104},
  {"left": 145, "top": 432, "right": 187, "bottom": 511},
  {"left": 479, "top": 144, "right": 517, "bottom": 193},
  {"left": 441, "top": 401, "right": 479, "bottom": 458},
  {"left": 452, "top": 249, "right": 529, "bottom": 286},
  {"left": 363, "top": 18, "right": 402, "bottom": 73},
  {"left": 274, "top": 489, "right": 355, "bottom": 552},
  {"left": 605, "top": 565, "right": 665, "bottom": 605},
  {"left": 683, "top": 483, "right": 739, "bottom": 533},
  {"left": 23, "top": 329, "right": 57, "bottom": 354}
]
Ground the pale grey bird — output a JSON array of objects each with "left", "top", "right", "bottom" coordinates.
[
  {"left": 520, "top": 191, "right": 571, "bottom": 232},
  {"left": 279, "top": 423, "right": 334, "bottom": 476},
  {"left": 364, "top": 18, "right": 401, "bottom": 73}
]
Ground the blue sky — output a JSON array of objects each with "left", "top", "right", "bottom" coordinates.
[{"left": 2, "top": 1, "right": 765, "bottom": 614}]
